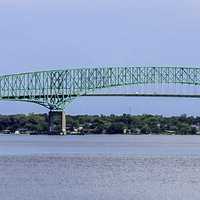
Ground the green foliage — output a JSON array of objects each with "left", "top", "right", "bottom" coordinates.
[
  {"left": 0, "top": 113, "right": 48, "bottom": 132},
  {"left": 0, "top": 113, "right": 199, "bottom": 135},
  {"left": 107, "top": 122, "right": 126, "bottom": 134}
]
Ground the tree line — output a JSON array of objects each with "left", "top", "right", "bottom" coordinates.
[{"left": 0, "top": 113, "right": 200, "bottom": 135}]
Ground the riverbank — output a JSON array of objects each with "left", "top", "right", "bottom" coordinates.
[{"left": 0, "top": 113, "right": 200, "bottom": 135}]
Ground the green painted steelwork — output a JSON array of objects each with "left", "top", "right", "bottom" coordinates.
[{"left": 0, "top": 66, "right": 200, "bottom": 110}]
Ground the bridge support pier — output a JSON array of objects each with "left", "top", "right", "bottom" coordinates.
[{"left": 48, "top": 111, "right": 66, "bottom": 135}]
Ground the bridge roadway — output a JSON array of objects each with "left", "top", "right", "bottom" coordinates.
[
  {"left": 2, "top": 93, "right": 200, "bottom": 99},
  {"left": 83, "top": 93, "right": 200, "bottom": 98}
]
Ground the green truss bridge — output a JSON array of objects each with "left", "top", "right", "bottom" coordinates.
[{"left": 1, "top": 66, "right": 200, "bottom": 134}]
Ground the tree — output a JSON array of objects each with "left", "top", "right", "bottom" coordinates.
[
  {"left": 140, "top": 125, "right": 151, "bottom": 134},
  {"left": 107, "top": 122, "right": 125, "bottom": 134}
]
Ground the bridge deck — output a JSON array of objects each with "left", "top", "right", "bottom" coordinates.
[
  {"left": 83, "top": 94, "right": 200, "bottom": 98},
  {"left": 2, "top": 93, "right": 200, "bottom": 99}
]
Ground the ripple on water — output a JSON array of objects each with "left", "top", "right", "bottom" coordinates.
[{"left": 0, "top": 155, "right": 200, "bottom": 200}]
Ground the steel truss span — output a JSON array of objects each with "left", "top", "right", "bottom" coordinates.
[{"left": 0, "top": 66, "right": 200, "bottom": 110}]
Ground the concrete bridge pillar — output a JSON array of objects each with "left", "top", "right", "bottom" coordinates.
[{"left": 48, "top": 110, "right": 66, "bottom": 135}]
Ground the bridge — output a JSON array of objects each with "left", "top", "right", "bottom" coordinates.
[{"left": 0, "top": 66, "right": 200, "bottom": 134}]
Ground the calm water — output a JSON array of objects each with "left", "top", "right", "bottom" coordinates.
[{"left": 1, "top": 134, "right": 200, "bottom": 199}]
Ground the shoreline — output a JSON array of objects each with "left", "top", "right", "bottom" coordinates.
[{"left": 1, "top": 133, "right": 200, "bottom": 136}]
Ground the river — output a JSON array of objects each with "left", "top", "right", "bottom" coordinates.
[{"left": 1, "top": 134, "right": 200, "bottom": 200}]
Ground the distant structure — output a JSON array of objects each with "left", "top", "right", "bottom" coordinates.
[{"left": 0, "top": 66, "right": 200, "bottom": 134}]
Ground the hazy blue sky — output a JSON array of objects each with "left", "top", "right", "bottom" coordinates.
[{"left": 0, "top": 0, "right": 200, "bottom": 115}]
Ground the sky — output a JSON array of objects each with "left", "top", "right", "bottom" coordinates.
[{"left": 0, "top": 0, "right": 200, "bottom": 115}]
